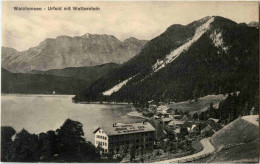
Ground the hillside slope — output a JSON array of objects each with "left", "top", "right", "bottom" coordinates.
[
  {"left": 74, "top": 16, "right": 258, "bottom": 104},
  {"left": 2, "top": 68, "right": 88, "bottom": 94},
  {"left": 196, "top": 115, "right": 259, "bottom": 163},
  {"left": 166, "top": 94, "right": 227, "bottom": 114},
  {"left": 30, "top": 63, "right": 119, "bottom": 81},
  {"left": 211, "top": 115, "right": 259, "bottom": 150},
  {"left": 2, "top": 34, "right": 147, "bottom": 73}
]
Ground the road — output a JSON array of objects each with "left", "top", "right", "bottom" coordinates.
[{"left": 156, "top": 137, "right": 215, "bottom": 163}]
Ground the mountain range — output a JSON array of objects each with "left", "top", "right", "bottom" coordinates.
[
  {"left": 74, "top": 16, "right": 259, "bottom": 104},
  {"left": 2, "top": 34, "right": 147, "bottom": 73}
]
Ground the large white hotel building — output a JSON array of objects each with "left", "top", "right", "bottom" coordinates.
[{"left": 93, "top": 122, "right": 156, "bottom": 153}]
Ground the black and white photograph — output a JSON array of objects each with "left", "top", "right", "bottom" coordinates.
[{"left": 1, "top": 1, "right": 259, "bottom": 163}]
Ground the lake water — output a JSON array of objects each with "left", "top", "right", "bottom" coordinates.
[{"left": 1, "top": 94, "right": 145, "bottom": 143}]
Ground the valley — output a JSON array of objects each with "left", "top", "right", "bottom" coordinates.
[{"left": 1, "top": 13, "right": 259, "bottom": 163}]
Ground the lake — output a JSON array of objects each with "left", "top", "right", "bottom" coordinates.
[{"left": 1, "top": 94, "right": 145, "bottom": 143}]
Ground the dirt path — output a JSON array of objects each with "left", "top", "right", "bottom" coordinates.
[{"left": 156, "top": 137, "right": 215, "bottom": 163}]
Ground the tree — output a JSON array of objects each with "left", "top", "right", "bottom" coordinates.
[
  {"left": 8, "top": 129, "right": 40, "bottom": 162},
  {"left": 208, "top": 103, "right": 218, "bottom": 118},
  {"left": 193, "top": 85, "right": 200, "bottom": 102},
  {"left": 79, "top": 141, "right": 100, "bottom": 161},
  {"left": 96, "top": 142, "right": 103, "bottom": 155},
  {"left": 193, "top": 113, "right": 199, "bottom": 120},
  {"left": 138, "top": 146, "right": 144, "bottom": 162},
  {"left": 129, "top": 144, "right": 135, "bottom": 162},
  {"left": 2, "top": 119, "right": 100, "bottom": 162},
  {"left": 199, "top": 112, "right": 205, "bottom": 121},
  {"left": 38, "top": 130, "right": 58, "bottom": 161},
  {"left": 56, "top": 118, "right": 99, "bottom": 161},
  {"left": 180, "top": 127, "right": 188, "bottom": 139},
  {"left": 1, "top": 126, "right": 16, "bottom": 161},
  {"left": 119, "top": 145, "right": 126, "bottom": 158}
]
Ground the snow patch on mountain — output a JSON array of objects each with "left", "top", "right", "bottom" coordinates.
[
  {"left": 152, "top": 17, "right": 215, "bottom": 72},
  {"left": 102, "top": 76, "right": 135, "bottom": 96},
  {"left": 210, "top": 30, "right": 229, "bottom": 53}
]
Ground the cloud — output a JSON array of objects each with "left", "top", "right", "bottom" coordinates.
[{"left": 2, "top": 1, "right": 258, "bottom": 51}]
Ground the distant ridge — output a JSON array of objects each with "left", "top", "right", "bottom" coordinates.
[
  {"left": 2, "top": 33, "right": 147, "bottom": 73},
  {"left": 30, "top": 62, "right": 119, "bottom": 81},
  {"left": 2, "top": 63, "right": 119, "bottom": 94}
]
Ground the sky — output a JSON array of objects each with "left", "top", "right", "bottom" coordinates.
[{"left": 2, "top": 1, "right": 259, "bottom": 51}]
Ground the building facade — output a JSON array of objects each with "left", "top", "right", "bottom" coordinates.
[{"left": 93, "top": 122, "right": 156, "bottom": 154}]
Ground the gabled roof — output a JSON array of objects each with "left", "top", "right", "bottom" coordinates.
[
  {"left": 207, "top": 120, "right": 222, "bottom": 131},
  {"left": 201, "top": 125, "right": 213, "bottom": 133},
  {"left": 208, "top": 118, "right": 219, "bottom": 123},
  {"left": 183, "top": 120, "right": 196, "bottom": 128},
  {"left": 93, "top": 127, "right": 101, "bottom": 134},
  {"left": 173, "top": 120, "right": 185, "bottom": 125},
  {"left": 94, "top": 122, "right": 156, "bottom": 136},
  {"left": 161, "top": 118, "right": 172, "bottom": 122}
]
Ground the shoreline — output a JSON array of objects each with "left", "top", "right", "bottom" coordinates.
[
  {"left": 75, "top": 101, "right": 133, "bottom": 105},
  {"left": 1, "top": 93, "right": 74, "bottom": 97},
  {"left": 127, "top": 111, "right": 149, "bottom": 120}
]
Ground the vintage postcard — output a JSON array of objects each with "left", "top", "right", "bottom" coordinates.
[{"left": 1, "top": 0, "right": 259, "bottom": 163}]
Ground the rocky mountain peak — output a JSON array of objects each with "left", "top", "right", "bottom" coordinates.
[
  {"left": 123, "top": 37, "right": 147, "bottom": 46},
  {"left": 2, "top": 33, "right": 147, "bottom": 73}
]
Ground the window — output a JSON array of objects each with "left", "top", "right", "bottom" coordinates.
[{"left": 105, "top": 143, "right": 107, "bottom": 146}]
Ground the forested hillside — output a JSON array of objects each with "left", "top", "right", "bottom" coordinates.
[{"left": 74, "top": 16, "right": 258, "bottom": 110}]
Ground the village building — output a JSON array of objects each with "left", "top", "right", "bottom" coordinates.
[
  {"left": 160, "top": 117, "right": 172, "bottom": 125},
  {"left": 183, "top": 120, "right": 196, "bottom": 132},
  {"left": 93, "top": 122, "right": 156, "bottom": 154},
  {"left": 173, "top": 120, "right": 185, "bottom": 127},
  {"left": 208, "top": 118, "right": 220, "bottom": 123}
]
